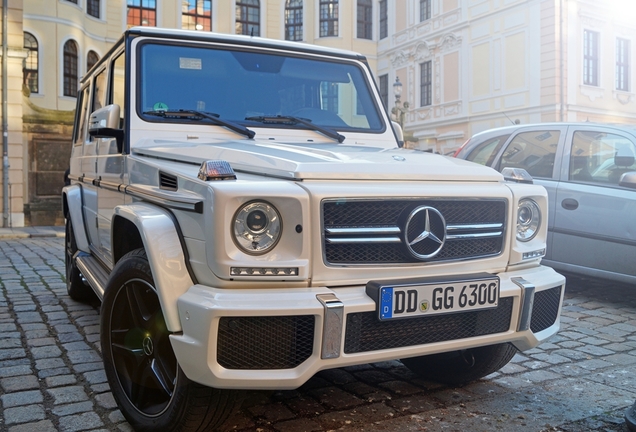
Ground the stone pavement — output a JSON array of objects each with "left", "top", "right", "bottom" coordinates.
[{"left": 0, "top": 235, "right": 635, "bottom": 431}]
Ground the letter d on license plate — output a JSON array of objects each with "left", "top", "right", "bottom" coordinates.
[{"left": 366, "top": 274, "right": 500, "bottom": 321}]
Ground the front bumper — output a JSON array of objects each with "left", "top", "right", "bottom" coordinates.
[{"left": 170, "top": 265, "right": 565, "bottom": 390}]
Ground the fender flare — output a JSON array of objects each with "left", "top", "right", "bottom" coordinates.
[
  {"left": 62, "top": 185, "right": 90, "bottom": 252},
  {"left": 114, "top": 202, "right": 194, "bottom": 332}
]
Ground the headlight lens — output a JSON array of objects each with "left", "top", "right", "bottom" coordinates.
[
  {"left": 233, "top": 201, "right": 282, "bottom": 254},
  {"left": 517, "top": 199, "right": 541, "bottom": 242}
]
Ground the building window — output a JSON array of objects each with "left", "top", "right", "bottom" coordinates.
[
  {"left": 420, "top": 61, "right": 432, "bottom": 106},
  {"left": 23, "top": 32, "right": 39, "bottom": 94},
  {"left": 182, "top": 0, "right": 211, "bottom": 31},
  {"left": 63, "top": 40, "right": 79, "bottom": 97},
  {"left": 127, "top": 0, "right": 156, "bottom": 27},
  {"left": 65, "top": 0, "right": 78, "bottom": 4},
  {"left": 285, "top": 0, "right": 303, "bottom": 41},
  {"left": 357, "top": 0, "right": 372, "bottom": 40},
  {"left": 236, "top": 0, "right": 260, "bottom": 36},
  {"left": 583, "top": 30, "right": 599, "bottom": 86},
  {"left": 617, "top": 38, "right": 630, "bottom": 92},
  {"left": 87, "top": 50, "right": 100, "bottom": 72},
  {"left": 420, "top": 0, "right": 431, "bottom": 22},
  {"left": 87, "top": 0, "right": 100, "bottom": 18},
  {"left": 379, "top": 74, "right": 388, "bottom": 110},
  {"left": 320, "top": 0, "right": 338, "bottom": 37},
  {"left": 379, "top": 0, "right": 387, "bottom": 40}
]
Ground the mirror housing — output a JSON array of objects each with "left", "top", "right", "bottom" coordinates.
[
  {"left": 619, "top": 171, "right": 636, "bottom": 189},
  {"left": 88, "top": 104, "right": 124, "bottom": 153}
]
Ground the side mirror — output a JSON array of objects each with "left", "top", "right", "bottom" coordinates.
[
  {"left": 619, "top": 171, "right": 636, "bottom": 189},
  {"left": 391, "top": 121, "right": 404, "bottom": 148},
  {"left": 88, "top": 104, "right": 124, "bottom": 153}
]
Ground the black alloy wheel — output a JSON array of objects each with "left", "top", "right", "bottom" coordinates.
[{"left": 101, "top": 249, "right": 242, "bottom": 431}]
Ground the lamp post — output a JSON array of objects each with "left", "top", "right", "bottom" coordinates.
[{"left": 391, "top": 77, "right": 409, "bottom": 129}]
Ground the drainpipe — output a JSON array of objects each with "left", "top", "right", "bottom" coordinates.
[{"left": 2, "top": 0, "right": 9, "bottom": 227}]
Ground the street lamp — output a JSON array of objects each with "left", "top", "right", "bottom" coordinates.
[{"left": 391, "top": 77, "right": 409, "bottom": 129}]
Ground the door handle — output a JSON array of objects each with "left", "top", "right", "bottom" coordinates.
[{"left": 561, "top": 198, "right": 579, "bottom": 210}]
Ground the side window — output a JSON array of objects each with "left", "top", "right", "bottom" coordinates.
[
  {"left": 92, "top": 68, "right": 107, "bottom": 112},
  {"left": 497, "top": 130, "right": 560, "bottom": 179},
  {"left": 569, "top": 131, "right": 636, "bottom": 185},
  {"left": 73, "top": 86, "right": 91, "bottom": 145},
  {"left": 111, "top": 53, "right": 126, "bottom": 129},
  {"left": 465, "top": 134, "right": 511, "bottom": 166}
]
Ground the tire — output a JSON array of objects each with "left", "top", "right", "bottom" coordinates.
[
  {"left": 401, "top": 343, "right": 518, "bottom": 385},
  {"left": 101, "top": 249, "right": 243, "bottom": 432},
  {"left": 65, "top": 217, "right": 95, "bottom": 301}
]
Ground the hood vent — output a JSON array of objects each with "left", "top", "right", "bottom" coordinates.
[{"left": 159, "top": 172, "right": 178, "bottom": 191}]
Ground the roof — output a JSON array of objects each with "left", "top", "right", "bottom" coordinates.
[{"left": 126, "top": 26, "right": 367, "bottom": 60}]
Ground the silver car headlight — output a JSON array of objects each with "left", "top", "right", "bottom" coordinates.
[
  {"left": 516, "top": 199, "right": 541, "bottom": 242},
  {"left": 233, "top": 201, "right": 282, "bottom": 254}
]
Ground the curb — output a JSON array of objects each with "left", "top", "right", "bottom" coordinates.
[{"left": 0, "top": 227, "right": 65, "bottom": 239}]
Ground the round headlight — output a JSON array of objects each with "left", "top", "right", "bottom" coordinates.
[
  {"left": 233, "top": 201, "right": 281, "bottom": 254},
  {"left": 516, "top": 199, "right": 541, "bottom": 242}
]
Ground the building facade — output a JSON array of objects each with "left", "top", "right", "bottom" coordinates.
[{"left": 1, "top": 0, "right": 635, "bottom": 226}]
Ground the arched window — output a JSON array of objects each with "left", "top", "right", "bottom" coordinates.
[
  {"left": 236, "top": 0, "right": 260, "bottom": 36},
  {"left": 285, "top": 0, "right": 303, "bottom": 41},
  {"left": 87, "top": 0, "right": 100, "bottom": 18},
  {"left": 357, "top": 0, "right": 372, "bottom": 40},
  {"left": 63, "top": 40, "right": 79, "bottom": 97},
  {"left": 127, "top": 0, "right": 156, "bottom": 27},
  {"left": 23, "top": 32, "right": 39, "bottom": 94},
  {"left": 87, "top": 50, "right": 100, "bottom": 72},
  {"left": 182, "top": 0, "right": 211, "bottom": 31},
  {"left": 319, "top": 0, "right": 338, "bottom": 37}
]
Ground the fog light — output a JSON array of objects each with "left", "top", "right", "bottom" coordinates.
[
  {"left": 230, "top": 267, "right": 299, "bottom": 276},
  {"left": 522, "top": 249, "right": 545, "bottom": 260}
]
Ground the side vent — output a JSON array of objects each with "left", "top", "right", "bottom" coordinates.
[{"left": 159, "top": 172, "right": 178, "bottom": 191}]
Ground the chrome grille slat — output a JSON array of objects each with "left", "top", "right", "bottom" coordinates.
[{"left": 323, "top": 199, "right": 507, "bottom": 264}]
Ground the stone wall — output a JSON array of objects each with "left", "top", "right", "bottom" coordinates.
[{"left": 22, "top": 94, "right": 74, "bottom": 226}]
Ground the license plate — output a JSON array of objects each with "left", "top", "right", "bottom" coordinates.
[{"left": 367, "top": 275, "right": 500, "bottom": 321}]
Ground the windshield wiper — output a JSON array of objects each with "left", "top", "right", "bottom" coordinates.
[
  {"left": 144, "top": 109, "right": 255, "bottom": 139},
  {"left": 245, "top": 115, "right": 345, "bottom": 143}
]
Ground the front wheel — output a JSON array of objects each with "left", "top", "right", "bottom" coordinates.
[
  {"left": 401, "top": 343, "right": 517, "bottom": 385},
  {"left": 101, "top": 249, "right": 242, "bottom": 431}
]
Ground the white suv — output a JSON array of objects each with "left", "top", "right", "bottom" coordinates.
[{"left": 63, "top": 27, "right": 565, "bottom": 431}]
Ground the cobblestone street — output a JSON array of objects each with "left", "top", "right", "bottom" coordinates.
[{"left": 1, "top": 236, "right": 635, "bottom": 431}]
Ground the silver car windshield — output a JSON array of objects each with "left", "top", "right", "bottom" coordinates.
[{"left": 138, "top": 42, "right": 384, "bottom": 132}]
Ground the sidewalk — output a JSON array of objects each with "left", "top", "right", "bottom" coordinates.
[{"left": 0, "top": 225, "right": 65, "bottom": 239}]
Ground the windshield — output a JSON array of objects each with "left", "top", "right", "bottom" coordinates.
[{"left": 137, "top": 42, "right": 384, "bottom": 132}]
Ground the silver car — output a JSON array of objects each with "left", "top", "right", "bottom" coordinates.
[{"left": 455, "top": 123, "right": 636, "bottom": 285}]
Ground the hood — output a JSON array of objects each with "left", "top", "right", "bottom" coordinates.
[{"left": 132, "top": 138, "right": 503, "bottom": 182}]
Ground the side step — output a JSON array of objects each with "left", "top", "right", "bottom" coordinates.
[{"left": 75, "top": 253, "right": 110, "bottom": 300}]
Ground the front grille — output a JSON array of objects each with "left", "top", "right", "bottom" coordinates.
[
  {"left": 344, "top": 297, "right": 513, "bottom": 353},
  {"left": 323, "top": 199, "right": 506, "bottom": 264},
  {"left": 217, "top": 315, "right": 315, "bottom": 369},
  {"left": 530, "top": 286, "right": 563, "bottom": 333}
]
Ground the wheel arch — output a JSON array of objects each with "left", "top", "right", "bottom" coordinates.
[{"left": 112, "top": 202, "right": 195, "bottom": 332}]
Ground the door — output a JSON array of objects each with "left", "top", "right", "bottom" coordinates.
[{"left": 552, "top": 126, "right": 636, "bottom": 280}]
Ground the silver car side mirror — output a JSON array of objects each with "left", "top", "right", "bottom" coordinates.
[{"left": 619, "top": 171, "right": 636, "bottom": 189}]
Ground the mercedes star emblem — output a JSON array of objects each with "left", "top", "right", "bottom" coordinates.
[{"left": 403, "top": 206, "right": 446, "bottom": 259}]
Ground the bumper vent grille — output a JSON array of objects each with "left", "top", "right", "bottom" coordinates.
[
  {"left": 344, "top": 297, "right": 513, "bottom": 353},
  {"left": 530, "top": 286, "right": 563, "bottom": 333},
  {"left": 217, "top": 315, "right": 315, "bottom": 369},
  {"left": 323, "top": 199, "right": 506, "bottom": 264}
]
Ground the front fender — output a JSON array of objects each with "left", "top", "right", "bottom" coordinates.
[
  {"left": 114, "top": 203, "right": 194, "bottom": 332},
  {"left": 62, "top": 185, "right": 90, "bottom": 252}
]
